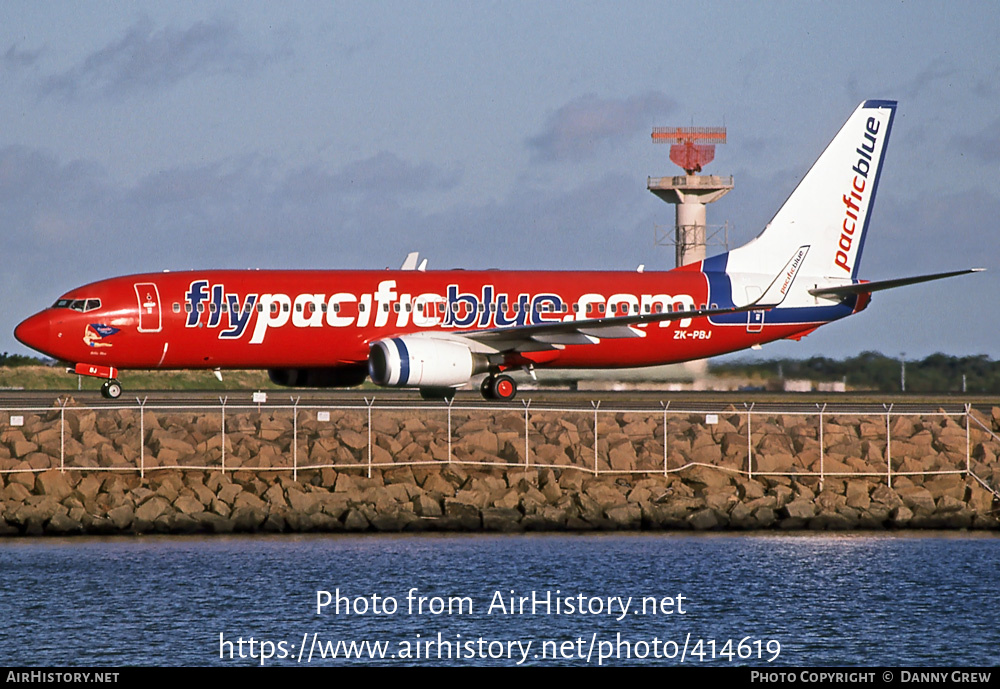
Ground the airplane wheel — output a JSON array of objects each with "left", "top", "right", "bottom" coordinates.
[
  {"left": 480, "top": 377, "right": 495, "bottom": 400},
  {"left": 101, "top": 379, "right": 122, "bottom": 399},
  {"left": 490, "top": 374, "right": 517, "bottom": 401}
]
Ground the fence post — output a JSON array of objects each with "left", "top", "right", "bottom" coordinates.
[
  {"left": 592, "top": 401, "right": 601, "bottom": 476},
  {"left": 522, "top": 399, "right": 531, "bottom": 468},
  {"left": 661, "top": 401, "right": 670, "bottom": 477},
  {"left": 58, "top": 397, "right": 67, "bottom": 474},
  {"left": 219, "top": 396, "right": 228, "bottom": 474},
  {"left": 965, "top": 403, "right": 971, "bottom": 477},
  {"left": 365, "top": 397, "right": 375, "bottom": 479},
  {"left": 446, "top": 397, "right": 453, "bottom": 466},
  {"left": 884, "top": 403, "right": 893, "bottom": 488},
  {"left": 817, "top": 403, "right": 827, "bottom": 492},
  {"left": 292, "top": 396, "right": 300, "bottom": 482},
  {"left": 745, "top": 403, "right": 754, "bottom": 480},
  {"left": 137, "top": 397, "right": 147, "bottom": 479}
]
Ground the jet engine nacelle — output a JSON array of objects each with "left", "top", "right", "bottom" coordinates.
[{"left": 368, "top": 336, "right": 487, "bottom": 388}]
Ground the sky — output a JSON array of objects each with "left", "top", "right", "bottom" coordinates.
[{"left": 2, "top": 1, "right": 999, "bottom": 364}]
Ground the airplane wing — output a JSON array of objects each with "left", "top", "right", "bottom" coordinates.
[
  {"left": 809, "top": 268, "right": 983, "bottom": 299},
  {"left": 458, "top": 246, "right": 810, "bottom": 353},
  {"left": 460, "top": 302, "right": 760, "bottom": 352}
]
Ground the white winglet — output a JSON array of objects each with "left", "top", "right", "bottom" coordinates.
[
  {"left": 400, "top": 252, "right": 420, "bottom": 270},
  {"left": 754, "top": 246, "right": 810, "bottom": 308}
]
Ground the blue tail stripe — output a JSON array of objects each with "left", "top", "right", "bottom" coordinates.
[
  {"left": 703, "top": 253, "right": 737, "bottom": 311},
  {"left": 850, "top": 101, "right": 896, "bottom": 278}
]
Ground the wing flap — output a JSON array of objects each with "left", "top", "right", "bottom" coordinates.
[{"left": 531, "top": 332, "right": 600, "bottom": 345}]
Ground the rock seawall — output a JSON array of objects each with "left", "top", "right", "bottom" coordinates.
[{"left": 1, "top": 403, "right": 998, "bottom": 535}]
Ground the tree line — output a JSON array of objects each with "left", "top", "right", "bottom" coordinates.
[{"left": 711, "top": 351, "right": 1000, "bottom": 393}]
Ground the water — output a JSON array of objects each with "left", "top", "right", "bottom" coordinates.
[{"left": 1, "top": 533, "right": 998, "bottom": 666}]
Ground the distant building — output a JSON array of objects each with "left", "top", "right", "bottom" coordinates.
[{"left": 783, "top": 379, "right": 812, "bottom": 393}]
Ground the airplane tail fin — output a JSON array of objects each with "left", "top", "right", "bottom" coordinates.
[{"left": 720, "top": 100, "right": 896, "bottom": 280}]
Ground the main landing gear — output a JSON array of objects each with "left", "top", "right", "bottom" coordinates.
[
  {"left": 100, "top": 379, "right": 123, "bottom": 399},
  {"left": 480, "top": 374, "right": 517, "bottom": 401}
]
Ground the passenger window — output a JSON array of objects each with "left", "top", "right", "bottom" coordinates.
[
  {"left": 172, "top": 303, "right": 180, "bottom": 313},
  {"left": 209, "top": 303, "right": 217, "bottom": 313},
  {"left": 599, "top": 304, "right": 605, "bottom": 313},
  {"left": 393, "top": 303, "right": 400, "bottom": 313},
  {"left": 334, "top": 304, "right": 341, "bottom": 313},
  {"left": 198, "top": 303, "right": 205, "bottom": 312},
  {"left": 359, "top": 303, "right": 366, "bottom": 312},
  {"left": 185, "top": 304, "right": 193, "bottom": 313},
  {"left": 283, "top": 303, "right": 290, "bottom": 312}
]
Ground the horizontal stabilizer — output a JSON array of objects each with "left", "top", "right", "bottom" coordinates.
[{"left": 809, "top": 268, "right": 983, "bottom": 299}]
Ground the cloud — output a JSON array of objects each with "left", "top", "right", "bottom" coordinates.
[
  {"left": 527, "top": 92, "right": 676, "bottom": 162},
  {"left": 281, "top": 152, "right": 462, "bottom": 201},
  {"left": 2, "top": 44, "right": 42, "bottom": 71},
  {"left": 951, "top": 117, "right": 1000, "bottom": 164},
  {"left": 0, "top": 146, "right": 107, "bottom": 249},
  {"left": 39, "top": 16, "right": 285, "bottom": 99}
]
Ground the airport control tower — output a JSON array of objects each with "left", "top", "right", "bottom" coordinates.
[{"left": 647, "top": 127, "right": 732, "bottom": 267}]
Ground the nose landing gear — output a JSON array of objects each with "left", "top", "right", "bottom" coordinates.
[{"left": 70, "top": 363, "right": 123, "bottom": 399}]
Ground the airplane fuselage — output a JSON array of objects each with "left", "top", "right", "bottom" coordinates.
[{"left": 15, "top": 267, "right": 854, "bottom": 372}]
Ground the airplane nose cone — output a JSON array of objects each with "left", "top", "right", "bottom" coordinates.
[{"left": 14, "top": 313, "right": 51, "bottom": 355}]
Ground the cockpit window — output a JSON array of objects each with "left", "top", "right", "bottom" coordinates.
[{"left": 53, "top": 298, "right": 101, "bottom": 312}]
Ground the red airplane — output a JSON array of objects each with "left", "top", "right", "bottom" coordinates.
[{"left": 14, "top": 100, "right": 980, "bottom": 400}]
